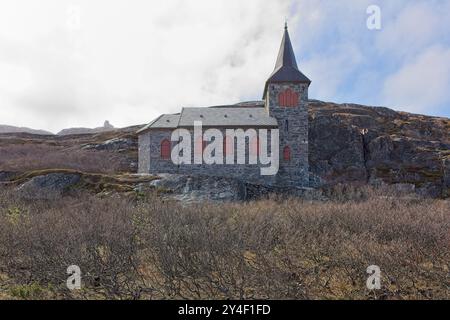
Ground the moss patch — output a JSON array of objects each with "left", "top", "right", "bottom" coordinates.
[{"left": 3, "top": 168, "right": 158, "bottom": 195}]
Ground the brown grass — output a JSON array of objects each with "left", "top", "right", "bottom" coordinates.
[
  {"left": 0, "top": 187, "right": 448, "bottom": 300},
  {"left": 0, "top": 144, "right": 126, "bottom": 174}
]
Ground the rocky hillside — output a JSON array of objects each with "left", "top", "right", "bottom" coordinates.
[
  {"left": 309, "top": 100, "right": 450, "bottom": 198},
  {"left": 0, "top": 126, "right": 140, "bottom": 175},
  {"left": 0, "top": 120, "right": 116, "bottom": 136},
  {"left": 0, "top": 124, "right": 53, "bottom": 135},
  {"left": 56, "top": 120, "right": 116, "bottom": 136},
  {"left": 0, "top": 101, "right": 449, "bottom": 198}
]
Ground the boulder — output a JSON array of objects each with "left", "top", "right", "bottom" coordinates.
[
  {"left": 82, "top": 137, "right": 136, "bottom": 151},
  {"left": 146, "top": 174, "right": 247, "bottom": 203},
  {"left": 309, "top": 113, "right": 367, "bottom": 183},
  {"left": 367, "top": 135, "right": 394, "bottom": 163},
  {"left": 136, "top": 174, "right": 322, "bottom": 203},
  {"left": 444, "top": 158, "right": 450, "bottom": 198},
  {"left": 17, "top": 173, "right": 81, "bottom": 200},
  {"left": 0, "top": 171, "right": 15, "bottom": 182}
]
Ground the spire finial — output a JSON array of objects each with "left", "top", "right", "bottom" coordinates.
[{"left": 284, "top": 18, "right": 288, "bottom": 30}]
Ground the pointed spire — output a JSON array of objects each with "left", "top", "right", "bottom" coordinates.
[
  {"left": 274, "top": 22, "right": 299, "bottom": 72},
  {"left": 263, "top": 23, "right": 311, "bottom": 98}
]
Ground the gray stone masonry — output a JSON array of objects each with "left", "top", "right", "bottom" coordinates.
[
  {"left": 138, "top": 81, "right": 310, "bottom": 188},
  {"left": 266, "top": 82, "right": 309, "bottom": 186}
]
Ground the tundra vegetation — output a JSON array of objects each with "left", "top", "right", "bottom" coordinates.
[
  {"left": 0, "top": 186, "right": 448, "bottom": 300},
  {"left": 0, "top": 101, "right": 448, "bottom": 299}
]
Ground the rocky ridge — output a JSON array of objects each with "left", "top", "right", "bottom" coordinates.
[{"left": 0, "top": 100, "right": 449, "bottom": 200}]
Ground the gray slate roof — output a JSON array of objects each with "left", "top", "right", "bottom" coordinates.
[
  {"left": 138, "top": 103, "right": 278, "bottom": 133},
  {"left": 263, "top": 25, "right": 311, "bottom": 98},
  {"left": 178, "top": 107, "right": 277, "bottom": 128},
  {"left": 137, "top": 114, "right": 180, "bottom": 133}
]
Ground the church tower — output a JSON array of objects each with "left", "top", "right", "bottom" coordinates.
[{"left": 264, "top": 23, "right": 311, "bottom": 187}]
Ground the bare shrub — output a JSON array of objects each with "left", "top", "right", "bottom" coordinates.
[
  {"left": 0, "top": 190, "right": 142, "bottom": 299},
  {"left": 0, "top": 187, "right": 448, "bottom": 300},
  {"left": 0, "top": 144, "right": 125, "bottom": 173}
]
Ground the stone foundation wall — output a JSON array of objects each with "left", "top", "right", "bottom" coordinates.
[{"left": 138, "top": 128, "right": 284, "bottom": 186}]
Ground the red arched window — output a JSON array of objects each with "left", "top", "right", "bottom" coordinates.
[
  {"left": 283, "top": 146, "right": 291, "bottom": 161},
  {"left": 278, "top": 89, "right": 299, "bottom": 107},
  {"left": 194, "top": 136, "right": 208, "bottom": 157},
  {"left": 223, "top": 136, "right": 227, "bottom": 156},
  {"left": 223, "top": 136, "right": 234, "bottom": 156},
  {"left": 161, "top": 139, "right": 171, "bottom": 160},
  {"left": 250, "top": 136, "right": 260, "bottom": 156},
  {"left": 223, "top": 136, "right": 226, "bottom": 155}
]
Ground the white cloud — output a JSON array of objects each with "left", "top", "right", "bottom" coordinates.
[
  {"left": 0, "top": 0, "right": 293, "bottom": 132},
  {"left": 302, "top": 43, "right": 363, "bottom": 100},
  {"left": 382, "top": 46, "right": 450, "bottom": 113},
  {"left": 1, "top": 0, "right": 449, "bottom": 132},
  {"left": 375, "top": 1, "right": 450, "bottom": 59},
  {"left": 294, "top": 0, "right": 450, "bottom": 115}
]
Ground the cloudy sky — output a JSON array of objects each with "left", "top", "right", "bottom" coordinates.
[{"left": 0, "top": 0, "right": 449, "bottom": 133}]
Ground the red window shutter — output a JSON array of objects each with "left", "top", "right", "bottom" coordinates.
[
  {"left": 278, "top": 91, "right": 284, "bottom": 106},
  {"left": 293, "top": 92, "right": 299, "bottom": 106},
  {"left": 250, "top": 136, "right": 259, "bottom": 156},
  {"left": 223, "top": 136, "right": 231, "bottom": 156},
  {"left": 256, "top": 136, "right": 260, "bottom": 155},
  {"left": 223, "top": 137, "right": 226, "bottom": 155},
  {"left": 283, "top": 146, "right": 291, "bottom": 161},
  {"left": 194, "top": 136, "right": 203, "bottom": 157},
  {"left": 286, "top": 89, "right": 292, "bottom": 106},
  {"left": 161, "top": 139, "right": 171, "bottom": 160},
  {"left": 279, "top": 89, "right": 298, "bottom": 107},
  {"left": 223, "top": 136, "right": 233, "bottom": 156}
]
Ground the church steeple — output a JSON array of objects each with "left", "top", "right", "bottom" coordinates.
[{"left": 263, "top": 23, "right": 311, "bottom": 98}]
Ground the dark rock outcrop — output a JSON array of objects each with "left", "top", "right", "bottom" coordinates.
[
  {"left": 0, "top": 171, "right": 15, "bottom": 182},
  {"left": 57, "top": 121, "right": 116, "bottom": 136},
  {"left": 309, "top": 101, "right": 449, "bottom": 197},
  {"left": 137, "top": 174, "right": 320, "bottom": 203},
  {"left": 17, "top": 173, "right": 81, "bottom": 200},
  {"left": 0, "top": 101, "right": 448, "bottom": 199},
  {"left": 82, "top": 137, "right": 136, "bottom": 152},
  {"left": 443, "top": 158, "right": 450, "bottom": 198},
  {"left": 144, "top": 174, "right": 247, "bottom": 203}
]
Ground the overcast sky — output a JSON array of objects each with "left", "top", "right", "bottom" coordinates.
[{"left": 0, "top": 0, "right": 449, "bottom": 133}]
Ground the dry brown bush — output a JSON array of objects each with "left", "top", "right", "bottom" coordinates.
[
  {"left": 0, "top": 144, "right": 125, "bottom": 173},
  {"left": 0, "top": 187, "right": 448, "bottom": 300}
]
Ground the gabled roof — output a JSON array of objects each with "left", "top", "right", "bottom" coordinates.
[
  {"left": 178, "top": 107, "right": 277, "bottom": 128},
  {"left": 137, "top": 103, "right": 278, "bottom": 134},
  {"left": 136, "top": 114, "right": 180, "bottom": 133},
  {"left": 263, "top": 24, "right": 311, "bottom": 98}
]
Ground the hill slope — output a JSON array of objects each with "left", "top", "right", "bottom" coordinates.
[
  {"left": 0, "top": 124, "right": 53, "bottom": 135},
  {"left": 0, "top": 101, "right": 449, "bottom": 197},
  {"left": 309, "top": 100, "right": 449, "bottom": 197}
]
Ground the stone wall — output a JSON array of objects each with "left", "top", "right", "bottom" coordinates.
[
  {"left": 138, "top": 128, "right": 282, "bottom": 186},
  {"left": 138, "top": 133, "right": 151, "bottom": 173},
  {"left": 138, "top": 82, "right": 310, "bottom": 187},
  {"left": 266, "top": 82, "right": 309, "bottom": 186}
]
